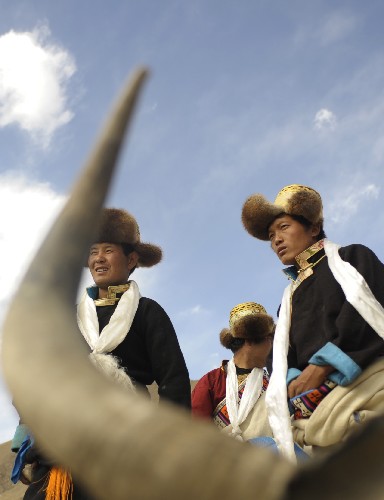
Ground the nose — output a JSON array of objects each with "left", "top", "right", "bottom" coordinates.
[
  {"left": 95, "top": 253, "right": 106, "bottom": 262},
  {"left": 272, "top": 230, "right": 283, "bottom": 247},
  {"left": 90, "top": 251, "right": 106, "bottom": 264}
]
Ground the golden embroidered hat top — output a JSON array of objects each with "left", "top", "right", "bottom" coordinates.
[
  {"left": 241, "top": 184, "right": 324, "bottom": 241},
  {"left": 91, "top": 208, "right": 162, "bottom": 267},
  {"left": 220, "top": 302, "right": 275, "bottom": 349},
  {"left": 229, "top": 302, "right": 268, "bottom": 329}
]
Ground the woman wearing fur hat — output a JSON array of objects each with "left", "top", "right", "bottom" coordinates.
[
  {"left": 242, "top": 184, "right": 384, "bottom": 460},
  {"left": 13, "top": 207, "right": 191, "bottom": 500},
  {"left": 192, "top": 302, "right": 274, "bottom": 441}
]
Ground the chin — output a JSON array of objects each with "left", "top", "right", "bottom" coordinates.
[{"left": 280, "top": 255, "right": 295, "bottom": 266}]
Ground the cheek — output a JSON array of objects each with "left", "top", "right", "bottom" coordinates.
[{"left": 270, "top": 241, "right": 278, "bottom": 253}]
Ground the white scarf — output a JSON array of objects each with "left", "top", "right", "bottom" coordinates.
[
  {"left": 265, "top": 239, "right": 384, "bottom": 462},
  {"left": 265, "top": 285, "right": 295, "bottom": 461},
  {"left": 77, "top": 280, "right": 140, "bottom": 391},
  {"left": 225, "top": 357, "right": 264, "bottom": 441},
  {"left": 325, "top": 240, "right": 384, "bottom": 339}
]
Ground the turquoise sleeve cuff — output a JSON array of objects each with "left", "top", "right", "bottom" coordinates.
[
  {"left": 287, "top": 368, "right": 302, "bottom": 385},
  {"left": 309, "top": 342, "right": 362, "bottom": 386}
]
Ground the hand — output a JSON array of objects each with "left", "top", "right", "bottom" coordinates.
[
  {"left": 20, "top": 462, "right": 37, "bottom": 485},
  {"left": 288, "top": 364, "right": 334, "bottom": 398}
]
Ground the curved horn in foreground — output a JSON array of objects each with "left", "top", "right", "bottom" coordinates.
[
  {"left": 2, "top": 67, "right": 384, "bottom": 499},
  {"left": 1, "top": 67, "right": 294, "bottom": 499}
]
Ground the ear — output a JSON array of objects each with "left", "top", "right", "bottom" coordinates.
[
  {"left": 311, "top": 223, "right": 321, "bottom": 239},
  {"left": 127, "top": 251, "right": 139, "bottom": 272}
]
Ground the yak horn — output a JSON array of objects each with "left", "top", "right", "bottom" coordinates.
[{"left": 1, "top": 68, "right": 294, "bottom": 499}]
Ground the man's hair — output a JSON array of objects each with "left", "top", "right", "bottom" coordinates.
[
  {"left": 121, "top": 243, "right": 137, "bottom": 275},
  {"left": 121, "top": 243, "right": 136, "bottom": 256},
  {"left": 228, "top": 335, "right": 273, "bottom": 353},
  {"left": 228, "top": 338, "right": 246, "bottom": 353}
]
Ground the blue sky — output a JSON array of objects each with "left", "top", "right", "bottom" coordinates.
[{"left": 1, "top": 0, "right": 384, "bottom": 443}]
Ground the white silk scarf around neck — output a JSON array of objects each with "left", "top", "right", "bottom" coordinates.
[
  {"left": 77, "top": 280, "right": 140, "bottom": 390},
  {"left": 226, "top": 357, "right": 264, "bottom": 441}
]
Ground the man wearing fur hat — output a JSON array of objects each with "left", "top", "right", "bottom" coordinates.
[
  {"left": 242, "top": 184, "right": 384, "bottom": 460},
  {"left": 192, "top": 302, "right": 274, "bottom": 441},
  {"left": 77, "top": 207, "right": 191, "bottom": 407},
  {"left": 12, "top": 207, "right": 191, "bottom": 499}
]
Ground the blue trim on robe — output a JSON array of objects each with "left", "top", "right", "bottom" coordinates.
[
  {"left": 309, "top": 341, "right": 362, "bottom": 386},
  {"left": 283, "top": 266, "right": 298, "bottom": 281},
  {"left": 86, "top": 286, "right": 98, "bottom": 299}
]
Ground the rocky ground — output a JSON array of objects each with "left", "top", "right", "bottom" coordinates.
[{"left": 0, "top": 441, "right": 26, "bottom": 499}]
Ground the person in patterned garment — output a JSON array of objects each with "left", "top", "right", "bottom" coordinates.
[
  {"left": 241, "top": 184, "right": 384, "bottom": 459},
  {"left": 192, "top": 302, "right": 274, "bottom": 441}
]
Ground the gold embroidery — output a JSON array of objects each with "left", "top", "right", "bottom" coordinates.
[
  {"left": 295, "top": 239, "right": 324, "bottom": 270},
  {"left": 237, "top": 373, "right": 249, "bottom": 385},
  {"left": 229, "top": 302, "right": 267, "bottom": 329},
  {"left": 289, "top": 240, "right": 326, "bottom": 291},
  {"left": 94, "top": 283, "right": 130, "bottom": 306}
]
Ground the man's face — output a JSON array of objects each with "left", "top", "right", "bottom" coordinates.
[
  {"left": 268, "top": 215, "right": 319, "bottom": 266},
  {"left": 88, "top": 243, "right": 138, "bottom": 295}
]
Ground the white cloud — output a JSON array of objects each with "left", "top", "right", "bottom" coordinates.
[
  {"left": 327, "top": 183, "right": 379, "bottom": 224},
  {"left": 0, "top": 172, "right": 65, "bottom": 311},
  {"left": 0, "top": 25, "right": 76, "bottom": 148},
  {"left": 177, "top": 304, "right": 209, "bottom": 318},
  {"left": 318, "top": 11, "right": 357, "bottom": 46},
  {"left": 314, "top": 108, "right": 337, "bottom": 131},
  {"left": 0, "top": 173, "right": 66, "bottom": 443}
]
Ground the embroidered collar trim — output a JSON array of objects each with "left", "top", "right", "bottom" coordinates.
[
  {"left": 283, "top": 239, "right": 325, "bottom": 285},
  {"left": 94, "top": 283, "right": 130, "bottom": 306}
]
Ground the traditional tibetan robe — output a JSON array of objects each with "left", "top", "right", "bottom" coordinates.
[
  {"left": 192, "top": 361, "right": 272, "bottom": 440},
  {"left": 285, "top": 241, "right": 384, "bottom": 388},
  {"left": 279, "top": 240, "right": 384, "bottom": 448}
]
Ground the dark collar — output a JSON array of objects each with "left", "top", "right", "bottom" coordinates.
[{"left": 221, "top": 360, "right": 253, "bottom": 375}]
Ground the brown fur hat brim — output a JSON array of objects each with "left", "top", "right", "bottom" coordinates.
[
  {"left": 285, "top": 189, "right": 324, "bottom": 229},
  {"left": 242, "top": 194, "right": 283, "bottom": 241},
  {"left": 220, "top": 328, "right": 233, "bottom": 349},
  {"left": 135, "top": 242, "right": 162, "bottom": 267},
  {"left": 220, "top": 314, "right": 275, "bottom": 349},
  {"left": 232, "top": 314, "right": 274, "bottom": 341},
  {"left": 242, "top": 185, "right": 323, "bottom": 241},
  {"left": 91, "top": 208, "right": 162, "bottom": 267}
]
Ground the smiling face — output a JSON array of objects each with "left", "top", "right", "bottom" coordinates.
[
  {"left": 88, "top": 242, "right": 139, "bottom": 298},
  {"left": 268, "top": 214, "right": 320, "bottom": 266}
]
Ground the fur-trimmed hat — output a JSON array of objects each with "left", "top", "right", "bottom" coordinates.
[
  {"left": 242, "top": 184, "right": 323, "bottom": 241},
  {"left": 220, "top": 302, "right": 275, "bottom": 350},
  {"left": 91, "top": 208, "right": 162, "bottom": 267}
]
